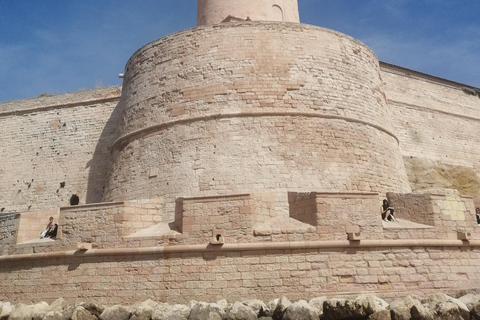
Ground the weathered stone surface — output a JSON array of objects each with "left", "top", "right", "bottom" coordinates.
[
  {"left": 49, "top": 298, "right": 68, "bottom": 312},
  {"left": 43, "top": 310, "right": 68, "bottom": 320},
  {"left": 189, "top": 302, "right": 225, "bottom": 320},
  {"left": 308, "top": 297, "right": 327, "bottom": 316},
  {"left": 42, "top": 298, "right": 70, "bottom": 320},
  {"left": 367, "top": 309, "right": 391, "bottom": 320},
  {"left": 152, "top": 303, "right": 190, "bottom": 320},
  {"left": 243, "top": 299, "right": 266, "bottom": 316},
  {"left": 389, "top": 295, "right": 422, "bottom": 320},
  {"left": 0, "top": 295, "right": 480, "bottom": 320},
  {"left": 410, "top": 301, "right": 434, "bottom": 320},
  {"left": 404, "top": 157, "right": 480, "bottom": 201},
  {"left": 71, "top": 306, "right": 97, "bottom": 320},
  {"left": 272, "top": 297, "right": 292, "bottom": 320},
  {"left": 130, "top": 299, "right": 159, "bottom": 320},
  {"left": 260, "top": 299, "right": 279, "bottom": 318},
  {"left": 471, "top": 300, "right": 480, "bottom": 320},
  {"left": 79, "top": 301, "right": 105, "bottom": 318},
  {"left": 421, "top": 293, "right": 470, "bottom": 320},
  {"left": 356, "top": 294, "right": 389, "bottom": 314},
  {"left": 225, "top": 301, "right": 257, "bottom": 320},
  {"left": 283, "top": 300, "right": 319, "bottom": 320},
  {"left": 99, "top": 305, "right": 131, "bottom": 320},
  {"left": 216, "top": 299, "right": 229, "bottom": 312},
  {"left": 0, "top": 301, "right": 13, "bottom": 320},
  {"left": 9, "top": 302, "right": 49, "bottom": 320},
  {"left": 458, "top": 293, "right": 480, "bottom": 311},
  {"left": 322, "top": 298, "right": 369, "bottom": 320}
]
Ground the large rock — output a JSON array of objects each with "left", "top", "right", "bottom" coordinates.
[
  {"left": 283, "top": 300, "right": 319, "bottom": 320},
  {"left": 368, "top": 310, "right": 391, "bottom": 320},
  {"left": 71, "top": 306, "right": 97, "bottom": 320},
  {"left": 242, "top": 299, "right": 266, "bottom": 316},
  {"left": 389, "top": 295, "right": 423, "bottom": 320},
  {"left": 421, "top": 293, "right": 470, "bottom": 320},
  {"left": 188, "top": 302, "right": 225, "bottom": 320},
  {"left": 410, "top": 301, "right": 434, "bottom": 320},
  {"left": 458, "top": 293, "right": 480, "bottom": 311},
  {"left": 471, "top": 300, "right": 480, "bottom": 320},
  {"left": 99, "top": 305, "right": 131, "bottom": 320},
  {"left": 356, "top": 294, "right": 389, "bottom": 314},
  {"left": 42, "top": 298, "right": 70, "bottom": 320},
  {"left": 259, "top": 299, "right": 278, "bottom": 318},
  {"left": 43, "top": 310, "right": 68, "bottom": 320},
  {"left": 0, "top": 301, "right": 13, "bottom": 320},
  {"left": 225, "top": 301, "right": 257, "bottom": 320},
  {"left": 9, "top": 302, "right": 49, "bottom": 320},
  {"left": 272, "top": 297, "right": 292, "bottom": 320},
  {"left": 152, "top": 303, "right": 191, "bottom": 320},
  {"left": 49, "top": 298, "right": 68, "bottom": 312},
  {"left": 322, "top": 298, "right": 371, "bottom": 320},
  {"left": 216, "top": 300, "right": 229, "bottom": 312},
  {"left": 130, "top": 299, "right": 158, "bottom": 320},
  {"left": 308, "top": 297, "right": 327, "bottom": 316},
  {"left": 79, "top": 301, "right": 105, "bottom": 318}
]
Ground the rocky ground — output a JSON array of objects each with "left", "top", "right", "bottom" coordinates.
[{"left": 2, "top": 292, "right": 480, "bottom": 320}]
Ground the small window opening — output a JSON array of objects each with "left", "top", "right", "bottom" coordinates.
[{"left": 70, "top": 194, "right": 79, "bottom": 206}]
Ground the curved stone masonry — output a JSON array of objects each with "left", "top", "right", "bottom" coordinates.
[{"left": 103, "top": 22, "right": 411, "bottom": 211}]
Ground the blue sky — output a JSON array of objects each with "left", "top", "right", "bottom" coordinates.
[{"left": 0, "top": 0, "right": 479, "bottom": 102}]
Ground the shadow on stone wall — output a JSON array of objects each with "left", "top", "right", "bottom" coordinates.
[{"left": 85, "top": 101, "right": 122, "bottom": 204}]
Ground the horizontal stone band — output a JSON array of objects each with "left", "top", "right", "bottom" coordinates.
[
  {"left": 111, "top": 111, "right": 399, "bottom": 151},
  {"left": 0, "top": 239, "right": 474, "bottom": 263}
]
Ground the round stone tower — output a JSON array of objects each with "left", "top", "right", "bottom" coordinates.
[
  {"left": 103, "top": 0, "right": 411, "bottom": 216},
  {"left": 197, "top": 0, "right": 299, "bottom": 25}
]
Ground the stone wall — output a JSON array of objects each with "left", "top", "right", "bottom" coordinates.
[
  {"left": 1, "top": 191, "right": 480, "bottom": 305},
  {"left": 175, "top": 193, "right": 276, "bottom": 245},
  {"left": 380, "top": 63, "right": 480, "bottom": 204},
  {"left": 2, "top": 245, "right": 480, "bottom": 305},
  {"left": 0, "top": 87, "right": 121, "bottom": 213},
  {"left": 289, "top": 191, "right": 382, "bottom": 240},
  {"left": 0, "top": 213, "right": 18, "bottom": 256}
]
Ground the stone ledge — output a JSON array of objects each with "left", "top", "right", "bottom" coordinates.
[
  {"left": 2, "top": 239, "right": 478, "bottom": 262},
  {"left": 177, "top": 193, "right": 251, "bottom": 203},
  {"left": 59, "top": 201, "right": 125, "bottom": 212}
]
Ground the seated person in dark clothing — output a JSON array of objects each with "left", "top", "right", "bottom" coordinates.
[
  {"left": 381, "top": 199, "right": 398, "bottom": 222},
  {"left": 41, "top": 216, "right": 58, "bottom": 239},
  {"left": 476, "top": 208, "right": 480, "bottom": 226}
]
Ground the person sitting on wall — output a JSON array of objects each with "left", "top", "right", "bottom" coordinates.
[
  {"left": 476, "top": 208, "right": 480, "bottom": 226},
  {"left": 40, "top": 217, "right": 58, "bottom": 239},
  {"left": 381, "top": 199, "right": 398, "bottom": 222}
]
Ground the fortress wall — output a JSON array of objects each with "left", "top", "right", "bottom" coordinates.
[
  {"left": 1, "top": 246, "right": 480, "bottom": 305},
  {"left": 0, "top": 213, "right": 18, "bottom": 256},
  {"left": 0, "top": 87, "right": 121, "bottom": 213},
  {"left": 105, "top": 117, "right": 407, "bottom": 219},
  {"left": 380, "top": 66, "right": 480, "bottom": 203},
  {"left": 104, "top": 22, "right": 411, "bottom": 214}
]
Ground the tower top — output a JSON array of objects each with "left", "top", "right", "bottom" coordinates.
[{"left": 197, "top": 0, "right": 300, "bottom": 26}]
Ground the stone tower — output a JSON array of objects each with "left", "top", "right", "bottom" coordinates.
[
  {"left": 103, "top": 0, "right": 411, "bottom": 216},
  {"left": 197, "top": 0, "right": 300, "bottom": 25}
]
